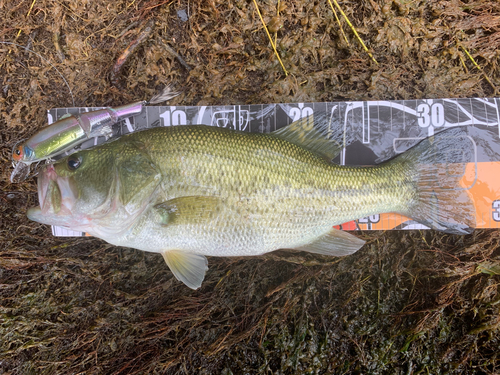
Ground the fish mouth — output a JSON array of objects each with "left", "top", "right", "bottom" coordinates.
[{"left": 27, "top": 164, "right": 78, "bottom": 225}]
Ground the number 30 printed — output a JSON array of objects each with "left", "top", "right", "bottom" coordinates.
[
  {"left": 493, "top": 200, "right": 500, "bottom": 222},
  {"left": 416, "top": 102, "right": 445, "bottom": 128}
]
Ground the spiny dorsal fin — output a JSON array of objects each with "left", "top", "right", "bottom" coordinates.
[
  {"left": 271, "top": 113, "right": 344, "bottom": 161},
  {"left": 161, "top": 250, "right": 208, "bottom": 289},
  {"left": 154, "top": 196, "right": 224, "bottom": 226},
  {"left": 291, "top": 227, "right": 365, "bottom": 256}
]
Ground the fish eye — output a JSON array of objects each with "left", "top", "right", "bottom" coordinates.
[{"left": 67, "top": 155, "right": 82, "bottom": 170}]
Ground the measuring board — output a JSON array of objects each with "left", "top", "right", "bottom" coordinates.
[{"left": 47, "top": 97, "right": 500, "bottom": 236}]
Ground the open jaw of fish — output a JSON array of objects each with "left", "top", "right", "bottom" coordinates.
[
  {"left": 27, "top": 164, "right": 83, "bottom": 228},
  {"left": 27, "top": 163, "right": 156, "bottom": 240}
]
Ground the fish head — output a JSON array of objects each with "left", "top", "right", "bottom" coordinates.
[
  {"left": 27, "top": 148, "right": 117, "bottom": 230},
  {"left": 27, "top": 139, "right": 162, "bottom": 235}
]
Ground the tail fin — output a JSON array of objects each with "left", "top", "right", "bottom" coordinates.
[{"left": 397, "top": 127, "right": 476, "bottom": 235}]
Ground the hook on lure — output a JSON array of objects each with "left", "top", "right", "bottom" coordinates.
[{"left": 11, "top": 85, "right": 180, "bottom": 183}]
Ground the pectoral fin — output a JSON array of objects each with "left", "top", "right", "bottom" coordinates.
[
  {"left": 292, "top": 228, "right": 365, "bottom": 256},
  {"left": 161, "top": 250, "right": 208, "bottom": 290},
  {"left": 155, "top": 196, "right": 224, "bottom": 226}
]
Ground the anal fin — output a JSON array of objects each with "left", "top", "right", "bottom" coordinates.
[
  {"left": 161, "top": 250, "right": 208, "bottom": 289},
  {"left": 292, "top": 228, "right": 365, "bottom": 256}
]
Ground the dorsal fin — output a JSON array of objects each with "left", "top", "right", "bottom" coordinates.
[{"left": 270, "top": 113, "right": 345, "bottom": 161}]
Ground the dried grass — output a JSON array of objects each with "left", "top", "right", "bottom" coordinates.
[{"left": 1, "top": 0, "right": 500, "bottom": 373}]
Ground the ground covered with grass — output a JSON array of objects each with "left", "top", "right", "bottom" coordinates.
[{"left": 1, "top": 0, "right": 500, "bottom": 374}]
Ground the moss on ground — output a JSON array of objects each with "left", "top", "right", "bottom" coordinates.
[{"left": 1, "top": 0, "right": 500, "bottom": 374}]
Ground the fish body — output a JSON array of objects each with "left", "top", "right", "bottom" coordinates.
[{"left": 27, "top": 120, "right": 475, "bottom": 289}]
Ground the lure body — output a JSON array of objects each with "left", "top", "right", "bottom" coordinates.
[
  {"left": 10, "top": 85, "right": 179, "bottom": 183},
  {"left": 12, "top": 101, "right": 144, "bottom": 164}
]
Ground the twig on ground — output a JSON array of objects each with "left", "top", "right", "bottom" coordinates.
[
  {"left": 162, "top": 42, "right": 192, "bottom": 71},
  {"left": 110, "top": 19, "right": 156, "bottom": 86},
  {"left": 52, "top": 31, "right": 65, "bottom": 62}
]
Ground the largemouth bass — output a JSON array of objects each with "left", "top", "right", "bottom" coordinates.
[{"left": 27, "top": 118, "right": 476, "bottom": 289}]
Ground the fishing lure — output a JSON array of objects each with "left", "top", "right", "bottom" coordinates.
[{"left": 11, "top": 86, "right": 179, "bottom": 182}]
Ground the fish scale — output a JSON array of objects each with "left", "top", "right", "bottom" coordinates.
[
  {"left": 27, "top": 123, "right": 475, "bottom": 289},
  {"left": 129, "top": 126, "right": 410, "bottom": 248}
]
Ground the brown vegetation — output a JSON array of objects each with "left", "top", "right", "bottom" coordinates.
[{"left": 1, "top": 0, "right": 500, "bottom": 373}]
